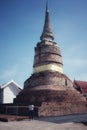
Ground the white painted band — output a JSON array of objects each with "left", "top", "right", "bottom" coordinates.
[{"left": 33, "top": 64, "right": 63, "bottom": 73}]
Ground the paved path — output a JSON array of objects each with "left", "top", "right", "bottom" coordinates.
[
  {"left": 37, "top": 113, "right": 87, "bottom": 123},
  {"left": 0, "top": 120, "right": 87, "bottom": 130}
]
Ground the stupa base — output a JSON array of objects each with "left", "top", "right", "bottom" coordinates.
[{"left": 14, "top": 88, "right": 87, "bottom": 116}]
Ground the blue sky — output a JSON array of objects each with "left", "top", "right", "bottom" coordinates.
[{"left": 0, "top": 0, "right": 87, "bottom": 88}]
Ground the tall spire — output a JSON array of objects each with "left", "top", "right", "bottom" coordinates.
[
  {"left": 46, "top": 0, "right": 49, "bottom": 12},
  {"left": 40, "top": 1, "right": 54, "bottom": 41}
]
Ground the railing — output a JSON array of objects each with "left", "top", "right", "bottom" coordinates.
[
  {"left": 5, "top": 106, "right": 28, "bottom": 115},
  {"left": 0, "top": 105, "right": 38, "bottom": 117},
  {"left": 0, "top": 104, "right": 86, "bottom": 117}
]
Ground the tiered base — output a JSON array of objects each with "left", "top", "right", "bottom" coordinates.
[
  {"left": 14, "top": 88, "right": 87, "bottom": 116},
  {"left": 14, "top": 71, "right": 87, "bottom": 116}
]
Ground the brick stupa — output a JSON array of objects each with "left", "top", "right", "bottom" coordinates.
[{"left": 15, "top": 2, "right": 87, "bottom": 116}]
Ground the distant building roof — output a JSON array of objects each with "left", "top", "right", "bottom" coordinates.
[
  {"left": 74, "top": 80, "right": 87, "bottom": 94},
  {"left": 0, "top": 80, "right": 22, "bottom": 90},
  {"left": 0, "top": 80, "right": 22, "bottom": 104}
]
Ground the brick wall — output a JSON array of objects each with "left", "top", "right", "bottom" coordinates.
[
  {"left": 24, "top": 71, "right": 73, "bottom": 89},
  {"left": 34, "top": 43, "right": 63, "bottom": 67},
  {"left": 14, "top": 89, "right": 87, "bottom": 116}
]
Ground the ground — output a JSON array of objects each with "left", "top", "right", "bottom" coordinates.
[
  {"left": 0, "top": 113, "right": 87, "bottom": 130},
  {"left": 0, "top": 120, "right": 87, "bottom": 130}
]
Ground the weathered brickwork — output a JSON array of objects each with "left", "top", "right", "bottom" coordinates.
[
  {"left": 14, "top": 61, "right": 87, "bottom": 116},
  {"left": 14, "top": 2, "right": 87, "bottom": 116},
  {"left": 14, "top": 40, "right": 87, "bottom": 116},
  {"left": 34, "top": 53, "right": 62, "bottom": 65},
  {"left": 34, "top": 43, "right": 63, "bottom": 67},
  {"left": 36, "top": 42, "right": 61, "bottom": 54},
  {"left": 15, "top": 89, "right": 87, "bottom": 116},
  {"left": 24, "top": 71, "right": 73, "bottom": 89},
  {"left": 16, "top": 88, "right": 86, "bottom": 104},
  {"left": 38, "top": 101, "right": 86, "bottom": 116}
]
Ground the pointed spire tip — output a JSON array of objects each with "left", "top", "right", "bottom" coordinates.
[
  {"left": 46, "top": 0, "right": 49, "bottom": 12},
  {"left": 40, "top": 0, "right": 54, "bottom": 41}
]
